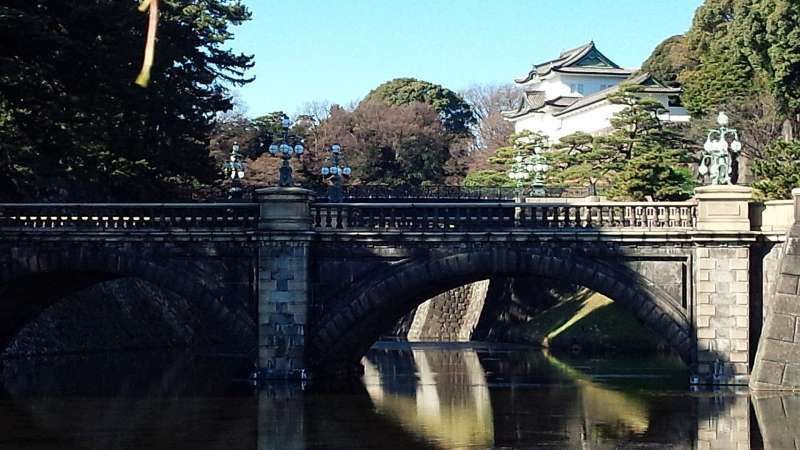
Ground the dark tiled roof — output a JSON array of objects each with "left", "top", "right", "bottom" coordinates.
[
  {"left": 552, "top": 72, "right": 681, "bottom": 117},
  {"left": 545, "top": 96, "right": 581, "bottom": 108},
  {"left": 514, "top": 41, "right": 632, "bottom": 84},
  {"left": 501, "top": 90, "right": 547, "bottom": 119}
]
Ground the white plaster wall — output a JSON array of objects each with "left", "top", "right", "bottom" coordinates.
[{"left": 512, "top": 93, "right": 689, "bottom": 143}]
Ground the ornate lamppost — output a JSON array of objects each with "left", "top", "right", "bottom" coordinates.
[
  {"left": 320, "top": 143, "right": 352, "bottom": 203},
  {"left": 223, "top": 142, "right": 246, "bottom": 200},
  {"left": 699, "top": 112, "right": 742, "bottom": 185},
  {"left": 267, "top": 117, "right": 305, "bottom": 187},
  {"left": 507, "top": 147, "right": 549, "bottom": 200}
]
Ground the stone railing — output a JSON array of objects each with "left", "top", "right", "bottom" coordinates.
[
  {"left": 311, "top": 201, "right": 697, "bottom": 231},
  {"left": 0, "top": 203, "right": 260, "bottom": 230},
  {"left": 750, "top": 200, "right": 795, "bottom": 233}
]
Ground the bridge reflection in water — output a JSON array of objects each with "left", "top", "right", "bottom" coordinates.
[{"left": 0, "top": 346, "right": 797, "bottom": 449}]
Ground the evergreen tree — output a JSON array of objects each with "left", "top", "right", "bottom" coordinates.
[
  {"left": 549, "top": 132, "right": 616, "bottom": 195},
  {"left": 362, "top": 78, "right": 477, "bottom": 136},
  {"left": 548, "top": 84, "right": 695, "bottom": 200},
  {"left": 0, "top": 0, "right": 253, "bottom": 200},
  {"left": 752, "top": 141, "right": 800, "bottom": 200},
  {"left": 463, "top": 130, "right": 548, "bottom": 187}
]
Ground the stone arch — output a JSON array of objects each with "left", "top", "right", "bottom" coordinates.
[
  {"left": 310, "top": 247, "right": 692, "bottom": 377},
  {"left": 752, "top": 223, "right": 800, "bottom": 389},
  {"left": 0, "top": 246, "right": 250, "bottom": 353}
]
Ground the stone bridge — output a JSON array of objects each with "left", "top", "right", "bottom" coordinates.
[{"left": 1, "top": 186, "right": 799, "bottom": 388}]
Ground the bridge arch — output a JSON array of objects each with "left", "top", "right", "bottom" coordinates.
[
  {"left": 0, "top": 247, "right": 251, "bottom": 353},
  {"left": 310, "top": 247, "right": 693, "bottom": 377}
]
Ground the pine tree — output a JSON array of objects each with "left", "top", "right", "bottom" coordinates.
[
  {"left": 752, "top": 141, "right": 800, "bottom": 200},
  {"left": 0, "top": 0, "right": 253, "bottom": 200}
]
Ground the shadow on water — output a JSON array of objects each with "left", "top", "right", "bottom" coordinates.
[{"left": 2, "top": 344, "right": 800, "bottom": 449}]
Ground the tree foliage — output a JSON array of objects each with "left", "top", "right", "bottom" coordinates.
[
  {"left": 362, "top": 78, "right": 477, "bottom": 136},
  {"left": 641, "top": 35, "right": 696, "bottom": 88},
  {"left": 310, "top": 101, "right": 456, "bottom": 186},
  {"left": 0, "top": 0, "right": 253, "bottom": 200},
  {"left": 752, "top": 140, "right": 800, "bottom": 200},
  {"left": 463, "top": 131, "right": 548, "bottom": 188},
  {"left": 548, "top": 85, "right": 696, "bottom": 200}
]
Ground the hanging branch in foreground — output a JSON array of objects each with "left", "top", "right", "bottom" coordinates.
[{"left": 135, "top": 0, "right": 159, "bottom": 87}]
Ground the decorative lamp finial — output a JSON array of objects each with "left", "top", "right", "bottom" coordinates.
[{"left": 717, "top": 112, "right": 729, "bottom": 127}]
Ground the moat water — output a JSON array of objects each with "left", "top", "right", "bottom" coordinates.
[{"left": 0, "top": 342, "right": 794, "bottom": 449}]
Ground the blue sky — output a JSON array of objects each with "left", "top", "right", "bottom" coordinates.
[{"left": 230, "top": 0, "right": 703, "bottom": 118}]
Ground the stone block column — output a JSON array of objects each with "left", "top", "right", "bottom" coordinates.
[
  {"left": 751, "top": 188, "right": 800, "bottom": 389},
  {"left": 256, "top": 187, "right": 315, "bottom": 379},
  {"left": 694, "top": 185, "right": 754, "bottom": 385}
]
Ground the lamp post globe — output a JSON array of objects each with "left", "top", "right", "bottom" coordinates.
[
  {"left": 267, "top": 116, "right": 304, "bottom": 187},
  {"left": 223, "top": 142, "right": 246, "bottom": 200},
  {"left": 321, "top": 143, "right": 351, "bottom": 203}
]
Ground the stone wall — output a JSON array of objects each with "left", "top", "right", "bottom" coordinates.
[
  {"left": 4, "top": 278, "right": 254, "bottom": 356},
  {"left": 752, "top": 222, "right": 800, "bottom": 389},
  {"left": 406, "top": 280, "right": 489, "bottom": 342}
]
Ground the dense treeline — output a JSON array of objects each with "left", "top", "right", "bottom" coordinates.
[
  {"left": 641, "top": 0, "right": 800, "bottom": 199},
  {"left": 3, "top": 0, "right": 799, "bottom": 201}
]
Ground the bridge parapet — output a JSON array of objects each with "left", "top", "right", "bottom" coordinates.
[
  {"left": 0, "top": 203, "right": 259, "bottom": 230},
  {"left": 311, "top": 201, "right": 697, "bottom": 231}
]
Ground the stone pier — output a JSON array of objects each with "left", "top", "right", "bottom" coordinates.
[
  {"left": 256, "top": 187, "right": 315, "bottom": 379},
  {"left": 693, "top": 185, "right": 753, "bottom": 384}
]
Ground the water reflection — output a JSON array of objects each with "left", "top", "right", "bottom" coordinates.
[
  {"left": 2, "top": 345, "right": 800, "bottom": 448},
  {"left": 363, "top": 347, "right": 494, "bottom": 448}
]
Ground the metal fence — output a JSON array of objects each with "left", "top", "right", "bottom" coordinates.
[{"left": 312, "top": 185, "right": 602, "bottom": 202}]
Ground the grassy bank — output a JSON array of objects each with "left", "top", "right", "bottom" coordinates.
[{"left": 504, "top": 291, "right": 669, "bottom": 355}]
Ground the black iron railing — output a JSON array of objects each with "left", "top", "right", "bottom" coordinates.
[{"left": 312, "top": 185, "right": 602, "bottom": 202}]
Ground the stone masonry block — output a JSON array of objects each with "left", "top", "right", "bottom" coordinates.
[
  {"left": 783, "top": 255, "right": 800, "bottom": 276},
  {"left": 697, "top": 293, "right": 712, "bottom": 304},
  {"left": 767, "top": 314, "right": 796, "bottom": 342},
  {"left": 697, "top": 282, "right": 716, "bottom": 293},
  {"left": 698, "top": 259, "right": 716, "bottom": 270},
  {"left": 735, "top": 248, "right": 749, "bottom": 259},
  {"left": 772, "top": 293, "right": 800, "bottom": 315},
  {"left": 731, "top": 306, "right": 748, "bottom": 317},
  {"left": 730, "top": 352, "right": 748, "bottom": 363},
  {"left": 755, "top": 360, "right": 785, "bottom": 385},
  {"left": 697, "top": 315, "right": 710, "bottom": 327},
  {"left": 729, "top": 258, "right": 749, "bottom": 270},
  {"left": 730, "top": 328, "right": 748, "bottom": 339},
  {"left": 777, "top": 275, "right": 800, "bottom": 295},
  {"left": 698, "top": 270, "right": 712, "bottom": 281},
  {"left": 698, "top": 339, "right": 715, "bottom": 352},
  {"left": 735, "top": 270, "right": 748, "bottom": 282},
  {"left": 698, "top": 328, "right": 716, "bottom": 339},
  {"left": 762, "top": 338, "right": 800, "bottom": 362},
  {"left": 783, "top": 364, "right": 800, "bottom": 387},
  {"left": 735, "top": 293, "right": 749, "bottom": 305},
  {"left": 697, "top": 248, "right": 710, "bottom": 258},
  {"left": 733, "top": 339, "right": 748, "bottom": 351},
  {"left": 730, "top": 282, "right": 748, "bottom": 294},
  {"left": 697, "top": 305, "right": 716, "bottom": 316}
]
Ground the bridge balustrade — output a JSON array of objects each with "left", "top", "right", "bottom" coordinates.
[
  {"left": 311, "top": 202, "right": 697, "bottom": 231},
  {"left": 0, "top": 203, "right": 260, "bottom": 230}
]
